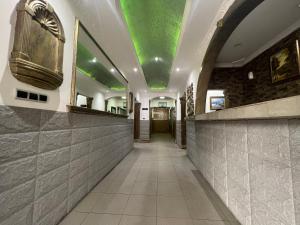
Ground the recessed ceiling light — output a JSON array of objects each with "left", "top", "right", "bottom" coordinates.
[
  {"left": 92, "top": 57, "right": 97, "bottom": 63},
  {"left": 160, "top": 96, "right": 165, "bottom": 99},
  {"left": 176, "top": 68, "right": 180, "bottom": 72},
  {"left": 133, "top": 68, "right": 138, "bottom": 72},
  {"left": 110, "top": 68, "right": 115, "bottom": 73},
  {"left": 155, "top": 57, "right": 159, "bottom": 62}
]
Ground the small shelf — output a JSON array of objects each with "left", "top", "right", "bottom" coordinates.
[
  {"left": 67, "top": 105, "right": 128, "bottom": 118},
  {"left": 195, "top": 95, "right": 300, "bottom": 121}
]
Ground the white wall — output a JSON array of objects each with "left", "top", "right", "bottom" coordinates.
[
  {"left": 205, "top": 90, "right": 224, "bottom": 113},
  {"left": 0, "top": 0, "right": 76, "bottom": 112}
]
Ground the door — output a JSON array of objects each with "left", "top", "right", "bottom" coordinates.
[{"left": 134, "top": 102, "right": 141, "bottom": 139}]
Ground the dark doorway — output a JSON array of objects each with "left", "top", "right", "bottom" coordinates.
[
  {"left": 134, "top": 102, "right": 141, "bottom": 139},
  {"left": 180, "top": 94, "right": 187, "bottom": 148}
]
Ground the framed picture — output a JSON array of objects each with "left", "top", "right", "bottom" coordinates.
[
  {"left": 270, "top": 40, "right": 300, "bottom": 83},
  {"left": 158, "top": 102, "right": 167, "bottom": 107},
  {"left": 210, "top": 97, "right": 225, "bottom": 110}
]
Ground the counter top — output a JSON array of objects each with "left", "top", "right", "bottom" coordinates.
[{"left": 195, "top": 95, "right": 300, "bottom": 121}]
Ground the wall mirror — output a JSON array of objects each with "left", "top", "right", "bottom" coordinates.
[
  {"left": 200, "top": 0, "right": 300, "bottom": 114},
  {"left": 70, "top": 20, "right": 128, "bottom": 116}
]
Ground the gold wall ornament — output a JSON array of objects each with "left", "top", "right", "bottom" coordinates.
[{"left": 10, "top": 0, "right": 65, "bottom": 90}]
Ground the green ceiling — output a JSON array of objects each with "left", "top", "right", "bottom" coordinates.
[
  {"left": 120, "top": 0, "right": 186, "bottom": 90},
  {"left": 76, "top": 42, "right": 125, "bottom": 90}
]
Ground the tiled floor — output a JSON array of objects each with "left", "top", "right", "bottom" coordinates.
[{"left": 59, "top": 134, "right": 240, "bottom": 225}]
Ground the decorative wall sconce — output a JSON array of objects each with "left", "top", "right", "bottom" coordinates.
[
  {"left": 10, "top": 0, "right": 65, "bottom": 90},
  {"left": 248, "top": 71, "right": 254, "bottom": 80}
]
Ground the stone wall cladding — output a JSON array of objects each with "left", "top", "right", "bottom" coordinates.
[
  {"left": 176, "top": 120, "right": 182, "bottom": 148},
  {"left": 140, "top": 120, "right": 150, "bottom": 141},
  {"left": 187, "top": 119, "right": 299, "bottom": 225},
  {"left": 0, "top": 106, "right": 134, "bottom": 225}
]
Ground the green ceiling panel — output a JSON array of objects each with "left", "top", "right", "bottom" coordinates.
[
  {"left": 76, "top": 42, "right": 125, "bottom": 90},
  {"left": 120, "top": 0, "right": 186, "bottom": 89}
]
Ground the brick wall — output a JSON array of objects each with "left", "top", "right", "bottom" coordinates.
[
  {"left": 209, "top": 28, "right": 300, "bottom": 108},
  {"left": 0, "top": 106, "right": 133, "bottom": 225}
]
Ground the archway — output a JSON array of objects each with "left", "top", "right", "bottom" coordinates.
[{"left": 195, "top": 0, "right": 264, "bottom": 114}]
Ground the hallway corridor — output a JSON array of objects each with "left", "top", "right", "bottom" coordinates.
[{"left": 59, "top": 135, "right": 239, "bottom": 225}]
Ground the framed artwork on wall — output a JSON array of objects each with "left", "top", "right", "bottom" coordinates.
[
  {"left": 270, "top": 40, "right": 300, "bottom": 83},
  {"left": 210, "top": 97, "right": 225, "bottom": 110}
]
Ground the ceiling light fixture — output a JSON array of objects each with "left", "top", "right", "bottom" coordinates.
[
  {"left": 133, "top": 68, "right": 138, "bottom": 72},
  {"left": 176, "top": 68, "right": 180, "bottom": 72},
  {"left": 110, "top": 68, "right": 115, "bottom": 73},
  {"left": 155, "top": 57, "right": 159, "bottom": 62},
  {"left": 92, "top": 57, "right": 97, "bottom": 63}
]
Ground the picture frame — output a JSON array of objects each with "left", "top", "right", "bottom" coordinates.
[
  {"left": 210, "top": 96, "right": 225, "bottom": 110},
  {"left": 270, "top": 40, "right": 300, "bottom": 83}
]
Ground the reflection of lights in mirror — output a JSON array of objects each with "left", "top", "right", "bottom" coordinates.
[
  {"left": 176, "top": 68, "right": 180, "bottom": 72},
  {"left": 72, "top": 21, "right": 128, "bottom": 116},
  {"left": 160, "top": 96, "right": 165, "bottom": 99},
  {"left": 133, "top": 68, "right": 138, "bottom": 72}
]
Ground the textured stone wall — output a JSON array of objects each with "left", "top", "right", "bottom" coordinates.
[
  {"left": 187, "top": 119, "right": 300, "bottom": 225},
  {"left": 176, "top": 121, "right": 182, "bottom": 148},
  {"left": 140, "top": 120, "right": 150, "bottom": 141},
  {"left": 209, "top": 28, "right": 300, "bottom": 108},
  {"left": 0, "top": 106, "right": 133, "bottom": 225}
]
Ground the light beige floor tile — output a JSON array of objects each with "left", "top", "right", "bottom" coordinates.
[
  {"left": 58, "top": 212, "right": 87, "bottom": 225},
  {"left": 131, "top": 181, "right": 157, "bottom": 195},
  {"left": 92, "top": 194, "right": 129, "bottom": 214},
  {"left": 157, "top": 217, "right": 194, "bottom": 225},
  {"left": 119, "top": 215, "right": 156, "bottom": 225},
  {"left": 81, "top": 213, "right": 121, "bottom": 225},
  {"left": 186, "top": 196, "right": 222, "bottom": 221},
  {"left": 105, "top": 180, "right": 135, "bottom": 194},
  {"left": 157, "top": 196, "right": 190, "bottom": 218},
  {"left": 158, "top": 182, "right": 183, "bottom": 196},
  {"left": 192, "top": 220, "right": 230, "bottom": 225},
  {"left": 124, "top": 195, "right": 157, "bottom": 216},
  {"left": 74, "top": 192, "right": 101, "bottom": 213}
]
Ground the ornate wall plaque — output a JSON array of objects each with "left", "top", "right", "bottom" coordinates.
[
  {"left": 10, "top": 0, "right": 65, "bottom": 90},
  {"left": 187, "top": 83, "right": 195, "bottom": 117}
]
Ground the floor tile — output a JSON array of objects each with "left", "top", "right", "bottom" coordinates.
[
  {"left": 157, "top": 217, "right": 194, "bottom": 225},
  {"left": 192, "top": 220, "right": 231, "bottom": 225},
  {"left": 119, "top": 215, "right": 156, "bottom": 225},
  {"left": 59, "top": 212, "right": 87, "bottom": 225},
  {"left": 186, "top": 196, "right": 222, "bottom": 221},
  {"left": 74, "top": 192, "right": 100, "bottom": 213},
  {"left": 158, "top": 182, "right": 183, "bottom": 196},
  {"left": 131, "top": 181, "right": 157, "bottom": 195},
  {"left": 124, "top": 195, "right": 157, "bottom": 216},
  {"left": 92, "top": 194, "right": 129, "bottom": 214},
  {"left": 157, "top": 196, "right": 190, "bottom": 218},
  {"left": 81, "top": 213, "right": 121, "bottom": 225}
]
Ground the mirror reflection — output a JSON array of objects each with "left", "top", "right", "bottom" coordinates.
[{"left": 73, "top": 22, "right": 128, "bottom": 115}]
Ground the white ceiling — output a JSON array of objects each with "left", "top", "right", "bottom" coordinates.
[
  {"left": 217, "top": 0, "right": 300, "bottom": 67},
  {"left": 68, "top": 0, "right": 232, "bottom": 95}
]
